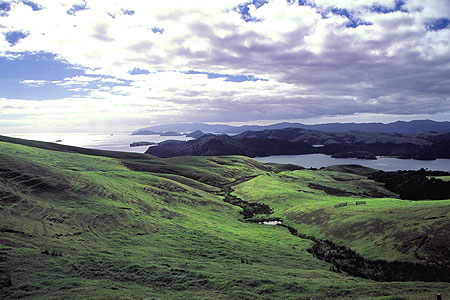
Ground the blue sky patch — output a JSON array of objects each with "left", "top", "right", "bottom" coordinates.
[
  {"left": 0, "top": 52, "right": 85, "bottom": 99},
  {"left": 369, "top": 0, "right": 407, "bottom": 14},
  {"left": 234, "top": 0, "right": 268, "bottom": 22},
  {"left": 67, "top": 1, "right": 88, "bottom": 15},
  {"left": 151, "top": 27, "right": 164, "bottom": 34},
  {"left": 122, "top": 8, "right": 135, "bottom": 15},
  {"left": 4, "top": 31, "right": 29, "bottom": 46},
  {"left": 0, "top": 52, "right": 84, "bottom": 81},
  {"left": 0, "top": 52, "right": 132, "bottom": 100},
  {"left": 225, "top": 74, "right": 265, "bottom": 82},
  {"left": 21, "top": 0, "right": 42, "bottom": 11},
  {"left": 108, "top": 8, "right": 135, "bottom": 19},
  {"left": 330, "top": 8, "right": 372, "bottom": 28},
  {"left": 0, "top": 1, "right": 10, "bottom": 16},
  {"left": 1, "top": 80, "right": 90, "bottom": 100},
  {"left": 185, "top": 70, "right": 266, "bottom": 82},
  {"left": 287, "top": 0, "right": 313, "bottom": 7},
  {"left": 0, "top": 50, "right": 137, "bottom": 100},
  {"left": 0, "top": 0, "right": 42, "bottom": 14},
  {"left": 426, "top": 18, "right": 450, "bottom": 31},
  {"left": 286, "top": 1, "right": 372, "bottom": 27},
  {"left": 129, "top": 68, "right": 150, "bottom": 75}
]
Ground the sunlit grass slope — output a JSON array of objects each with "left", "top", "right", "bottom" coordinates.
[
  {"left": 233, "top": 167, "right": 450, "bottom": 267},
  {"left": 1, "top": 138, "right": 449, "bottom": 299}
]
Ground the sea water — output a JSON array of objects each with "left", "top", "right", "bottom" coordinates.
[
  {"left": 254, "top": 154, "right": 450, "bottom": 172},
  {"left": 7, "top": 131, "right": 193, "bottom": 153}
]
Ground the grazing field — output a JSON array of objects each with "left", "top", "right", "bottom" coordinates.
[
  {"left": 232, "top": 166, "right": 450, "bottom": 267},
  {"left": 1, "top": 136, "right": 450, "bottom": 299}
]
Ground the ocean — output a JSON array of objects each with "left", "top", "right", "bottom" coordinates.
[{"left": 7, "top": 131, "right": 192, "bottom": 153}]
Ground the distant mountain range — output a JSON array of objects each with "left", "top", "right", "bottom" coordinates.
[{"left": 133, "top": 120, "right": 450, "bottom": 135}]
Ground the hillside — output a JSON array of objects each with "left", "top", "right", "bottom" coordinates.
[
  {"left": 234, "top": 128, "right": 436, "bottom": 145},
  {"left": 232, "top": 167, "right": 450, "bottom": 268},
  {"left": 1, "top": 137, "right": 450, "bottom": 299},
  {"left": 145, "top": 128, "right": 450, "bottom": 159}
]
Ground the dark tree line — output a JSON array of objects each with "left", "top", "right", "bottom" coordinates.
[
  {"left": 221, "top": 187, "right": 273, "bottom": 219},
  {"left": 369, "top": 169, "right": 450, "bottom": 200},
  {"left": 280, "top": 224, "right": 450, "bottom": 282}
]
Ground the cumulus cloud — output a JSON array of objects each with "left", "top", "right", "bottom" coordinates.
[{"left": 0, "top": 0, "right": 449, "bottom": 132}]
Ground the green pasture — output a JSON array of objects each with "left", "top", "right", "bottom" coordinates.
[{"left": 1, "top": 137, "right": 449, "bottom": 299}]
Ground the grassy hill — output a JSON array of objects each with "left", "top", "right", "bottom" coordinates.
[
  {"left": 1, "top": 137, "right": 450, "bottom": 299},
  {"left": 232, "top": 167, "right": 450, "bottom": 267}
]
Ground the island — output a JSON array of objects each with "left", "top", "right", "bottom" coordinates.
[
  {"left": 160, "top": 131, "right": 183, "bottom": 136},
  {"left": 331, "top": 151, "right": 377, "bottom": 160},
  {"left": 129, "top": 141, "right": 156, "bottom": 147},
  {"left": 186, "top": 130, "right": 205, "bottom": 138}
]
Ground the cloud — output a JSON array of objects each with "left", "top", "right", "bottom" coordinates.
[
  {"left": 0, "top": 0, "right": 449, "bottom": 132},
  {"left": 20, "top": 79, "right": 47, "bottom": 87},
  {"left": 56, "top": 75, "right": 98, "bottom": 86}
]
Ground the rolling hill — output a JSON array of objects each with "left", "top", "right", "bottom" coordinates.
[{"left": 1, "top": 136, "right": 450, "bottom": 299}]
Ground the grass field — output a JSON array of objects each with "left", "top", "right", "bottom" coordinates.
[
  {"left": 232, "top": 167, "right": 450, "bottom": 267},
  {"left": 1, "top": 136, "right": 450, "bottom": 299}
]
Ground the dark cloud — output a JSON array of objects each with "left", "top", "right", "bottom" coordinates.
[
  {"left": 128, "top": 41, "right": 153, "bottom": 53},
  {"left": 156, "top": 3, "right": 449, "bottom": 122},
  {"left": 91, "top": 24, "right": 114, "bottom": 42}
]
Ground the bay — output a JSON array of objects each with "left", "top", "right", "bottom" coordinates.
[
  {"left": 7, "top": 132, "right": 192, "bottom": 153},
  {"left": 254, "top": 154, "right": 450, "bottom": 172}
]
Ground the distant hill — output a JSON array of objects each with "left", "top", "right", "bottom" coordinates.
[
  {"left": 234, "top": 128, "right": 435, "bottom": 145},
  {"left": 302, "top": 120, "right": 450, "bottom": 134},
  {"left": 186, "top": 130, "right": 206, "bottom": 138},
  {"left": 145, "top": 128, "right": 450, "bottom": 159},
  {"left": 160, "top": 131, "right": 183, "bottom": 136},
  {"left": 133, "top": 120, "right": 450, "bottom": 135},
  {"left": 132, "top": 123, "right": 233, "bottom": 135},
  {"left": 131, "top": 130, "right": 160, "bottom": 135}
]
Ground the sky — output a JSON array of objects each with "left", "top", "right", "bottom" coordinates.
[{"left": 0, "top": 0, "right": 449, "bottom": 133}]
